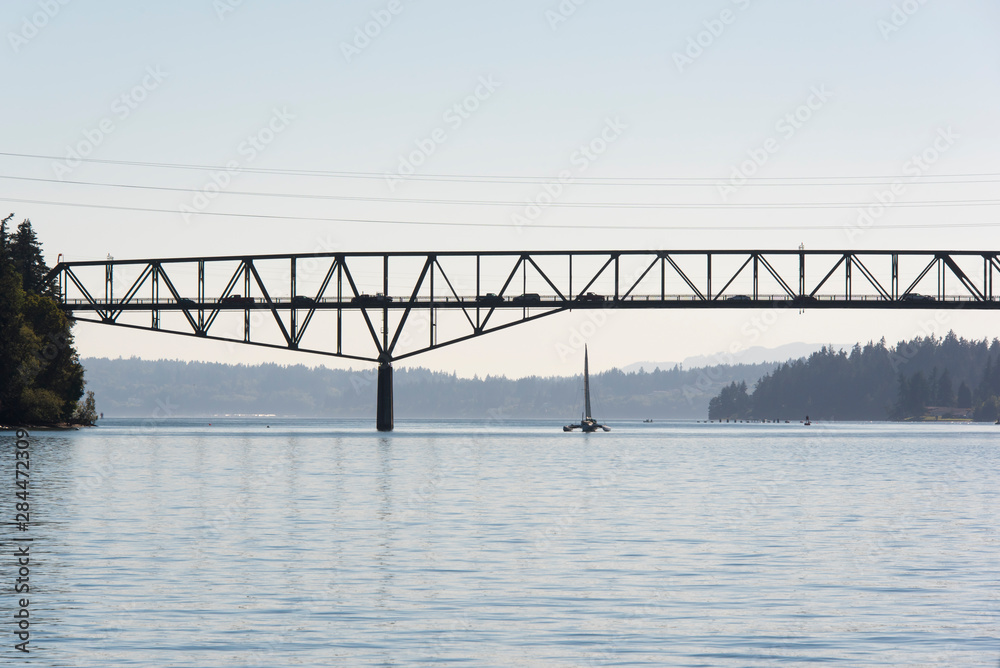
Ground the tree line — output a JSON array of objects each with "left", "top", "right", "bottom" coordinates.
[
  {"left": 708, "top": 333, "right": 1000, "bottom": 422},
  {"left": 79, "top": 356, "right": 778, "bottom": 419},
  {"left": 0, "top": 216, "right": 95, "bottom": 426}
]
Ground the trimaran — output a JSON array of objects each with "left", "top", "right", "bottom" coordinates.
[{"left": 563, "top": 345, "right": 610, "bottom": 432}]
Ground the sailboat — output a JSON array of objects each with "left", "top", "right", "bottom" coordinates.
[{"left": 563, "top": 346, "right": 611, "bottom": 432}]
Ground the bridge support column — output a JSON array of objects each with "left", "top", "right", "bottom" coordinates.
[{"left": 376, "top": 362, "right": 394, "bottom": 432}]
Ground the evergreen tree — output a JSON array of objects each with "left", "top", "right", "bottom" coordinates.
[
  {"left": 0, "top": 216, "right": 86, "bottom": 425},
  {"left": 0, "top": 213, "right": 12, "bottom": 269},
  {"left": 934, "top": 368, "right": 954, "bottom": 407},
  {"left": 709, "top": 334, "right": 996, "bottom": 421},
  {"left": 9, "top": 219, "right": 50, "bottom": 296},
  {"left": 956, "top": 381, "right": 972, "bottom": 409}
]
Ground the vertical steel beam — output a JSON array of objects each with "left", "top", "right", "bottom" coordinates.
[
  {"left": 799, "top": 252, "right": 805, "bottom": 297},
  {"left": 752, "top": 254, "right": 758, "bottom": 300},
  {"left": 845, "top": 254, "right": 852, "bottom": 299},
  {"left": 430, "top": 258, "right": 435, "bottom": 347},
  {"left": 614, "top": 255, "right": 620, "bottom": 300},
  {"left": 151, "top": 264, "right": 160, "bottom": 329},
  {"left": 660, "top": 255, "right": 665, "bottom": 300},
  {"left": 938, "top": 257, "right": 944, "bottom": 300},
  {"left": 244, "top": 261, "right": 251, "bottom": 342},
  {"left": 892, "top": 254, "right": 898, "bottom": 300},
  {"left": 198, "top": 260, "right": 205, "bottom": 334},
  {"left": 105, "top": 260, "right": 113, "bottom": 305},
  {"left": 707, "top": 254, "right": 712, "bottom": 300},
  {"left": 382, "top": 255, "right": 389, "bottom": 352},
  {"left": 337, "top": 261, "right": 343, "bottom": 355},
  {"left": 290, "top": 257, "right": 297, "bottom": 344}
]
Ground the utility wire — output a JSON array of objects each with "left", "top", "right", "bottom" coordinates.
[
  {"left": 1, "top": 173, "right": 999, "bottom": 208},
  {"left": 3, "top": 196, "right": 1000, "bottom": 231},
  {"left": 1, "top": 151, "right": 999, "bottom": 185}
]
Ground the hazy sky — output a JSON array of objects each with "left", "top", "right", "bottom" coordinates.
[{"left": 2, "top": 1, "right": 999, "bottom": 377}]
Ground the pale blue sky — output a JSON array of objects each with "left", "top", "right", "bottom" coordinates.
[{"left": 2, "top": 1, "right": 999, "bottom": 376}]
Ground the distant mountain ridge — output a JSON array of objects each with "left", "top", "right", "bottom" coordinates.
[{"left": 623, "top": 342, "right": 851, "bottom": 373}]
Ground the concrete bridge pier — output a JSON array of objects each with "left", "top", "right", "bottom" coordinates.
[{"left": 376, "top": 361, "right": 394, "bottom": 432}]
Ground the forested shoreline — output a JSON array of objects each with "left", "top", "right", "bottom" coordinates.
[
  {"left": 79, "top": 356, "right": 778, "bottom": 419},
  {"left": 709, "top": 334, "right": 1000, "bottom": 422},
  {"left": 0, "top": 216, "right": 95, "bottom": 427}
]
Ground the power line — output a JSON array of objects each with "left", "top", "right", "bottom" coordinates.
[
  {"left": 2, "top": 151, "right": 999, "bottom": 185},
  {"left": 3, "top": 196, "right": 1000, "bottom": 231},
  {"left": 2, "top": 173, "right": 999, "bottom": 209}
]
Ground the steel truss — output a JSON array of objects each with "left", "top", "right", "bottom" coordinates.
[{"left": 48, "top": 249, "right": 1000, "bottom": 365}]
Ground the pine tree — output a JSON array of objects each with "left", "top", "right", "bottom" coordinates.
[
  {"left": 0, "top": 214, "right": 12, "bottom": 272},
  {"left": 956, "top": 381, "right": 972, "bottom": 409},
  {"left": 0, "top": 217, "right": 86, "bottom": 424},
  {"left": 934, "top": 368, "right": 954, "bottom": 407},
  {"left": 9, "top": 219, "right": 50, "bottom": 296}
]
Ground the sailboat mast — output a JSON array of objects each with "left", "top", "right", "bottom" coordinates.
[{"left": 584, "top": 345, "right": 592, "bottom": 419}]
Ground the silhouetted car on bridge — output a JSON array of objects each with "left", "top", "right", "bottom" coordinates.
[
  {"left": 221, "top": 295, "right": 255, "bottom": 306},
  {"left": 476, "top": 293, "right": 505, "bottom": 305},
  {"left": 351, "top": 293, "right": 393, "bottom": 306},
  {"left": 512, "top": 293, "right": 541, "bottom": 305}
]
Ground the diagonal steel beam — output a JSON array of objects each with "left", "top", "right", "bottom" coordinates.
[
  {"left": 525, "top": 256, "right": 567, "bottom": 301},
  {"left": 201, "top": 260, "right": 248, "bottom": 332},
  {"left": 433, "top": 258, "right": 477, "bottom": 331},
  {"left": 757, "top": 254, "right": 797, "bottom": 298},
  {"left": 662, "top": 254, "right": 706, "bottom": 300},
  {"left": 572, "top": 255, "right": 616, "bottom": 299},
  {"left": 339, "top": 257, "right": 384, "bottom": 357},
  {"left": 63, "top": 267, "right": 109, "bottom": 321},
  {"left": 293, "top": 258, "right": 339, "bottom": 347},
  {"left": 710, "top": 254, "right": 753, "bottom": 301},
  {"left": 480, "top": 256, "right": 525, "bottom": 331},
  {"left": 108, "top": 264, "right": 154, "bottom": 320},
  {"left": 67, "top": 314, "right": 379, "bottom": 363},
  {"left": 154, "top": 263, "right": 202, "bottom": 334},
  {"left": 619, "top": 255, "right": 659, "bottom": 301},
  {"left": 393, "top": 305, "right": 570, "bottom": 362},
  {"left": 941, "top": 254, "right": 986, "bottom": 301},
  {"left": 387, "top": 256, "right": 433, "bottom": 355},
  {"left": 901, "top": 256, "right": 938, "bottom": 297},
  {"left": 247, "top": 260, "right": 293, "bottom": 346},
  {"left": 847, "top": 255, "right": 890, "bottom": 300},
  {"left": 808, "top": 254, "right": 847, "bottom": 297}
]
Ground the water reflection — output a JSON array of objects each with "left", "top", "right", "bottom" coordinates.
[{"left": 1, "top": 420, "right": 997, "bottom": 667}]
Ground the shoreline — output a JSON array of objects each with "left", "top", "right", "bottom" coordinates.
[{"left": 0, "top": 423, "right": 95, "bottom": 432}]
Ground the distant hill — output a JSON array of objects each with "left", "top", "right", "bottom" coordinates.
[
  {"left": 623, "top": 342, "right": 851, "bottom": 373},
  {"left": 80, "top": 357, "right": 780, "bottom": 420},
  {"left": 707, "top": 333, "right": 1000, "bottom": 422}
]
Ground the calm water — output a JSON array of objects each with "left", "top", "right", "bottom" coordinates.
[{"left": 2, "top": 418, "right": 998, "bottom": 667}]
